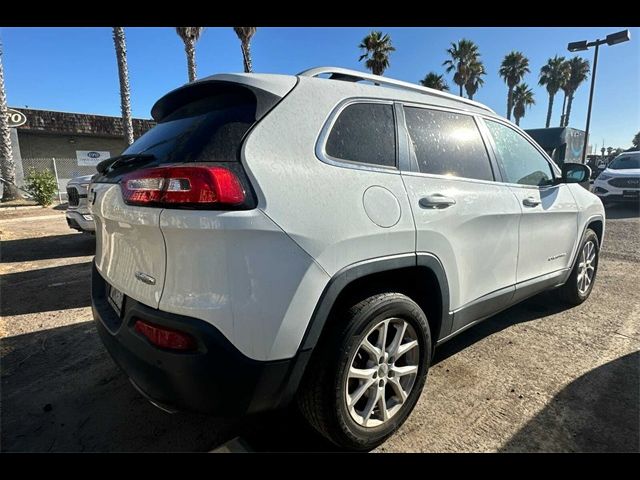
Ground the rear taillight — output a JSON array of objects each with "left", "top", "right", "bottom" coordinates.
[
  {"left": 134, "top": 319, "right": 196, "bottom": 351},
  {"left": 120, "top": 165, "right": 246, "bottom": 208}
]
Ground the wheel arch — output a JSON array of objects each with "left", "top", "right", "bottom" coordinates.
[{"left": 300, "top": 253, "right": 452, "bottom": 352}]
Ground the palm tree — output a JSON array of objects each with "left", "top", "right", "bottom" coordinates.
[
  {"left": 358, "top": 31, "right": 395, "bottom": 76},
  {"left": 464, "top": 60, "right": 486, "bottom": 100},
  {"left": 175, "top": 27, "right": 205, "bottom": 82},
  {"left": 538, "top": 55, "right": 570, "bottom": 128},
  {"left": 419, "top": 72, "right": 449, "bottom": 91},
  {"left": 512, "top": 83, "right": 536, "bottom": 126},
  {"left": 233, "top": 27, "right": 257, "bottom": 73},
  {"left": 0, "top": 42, "right": 19, "bottom": 201},
  {"left": 560, "top": 56, "right": 590, "bottom": 127},
  {"left": 112, "top": 27, "right": 134, "bottom": 146},
  {"left": 633, "top": 131, "right": 640, "bottom": 150},
  {"left": 443, "top": 39, "right": 480, "bottom": 97},
  {"left": 499, "top": 51, "right": 530, "bottom": 120}
]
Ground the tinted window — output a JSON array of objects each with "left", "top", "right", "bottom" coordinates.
[
  {"left": 122, "top": 91, "right": 256, "bottom": 165},
  {"left": 404, "top": 107, "right": 493, "bottom": 181},
  {"left": 609, "top": 154, "right": 640, "bottom": 170},
  {"left": 485, "top": 120, "right": 554, "bottom": 186},
  {"left": 325, "top": 103, "right": 396, "bottom": 167}
]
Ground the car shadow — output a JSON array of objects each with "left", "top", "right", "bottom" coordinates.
[
  {"left": 0, "top": 262, "right": 92, "bottom": 316},
  {"left": 499, "top": 351, "right": 639, "bottom": 452},
  {"left": 433, "top": 291, "right": 571, "bottom": 365},
  {"left": 1, "top": 322, "right": 242, "bottom": 452},
  {"left": 0, "top": 290, "right": 613, "bottom": 453},
  {"left": 1, "top": 233, "right": 95, "bottom": 263},
  {"left": 604, "top": 202, "right": 640, "bottom": 219}
]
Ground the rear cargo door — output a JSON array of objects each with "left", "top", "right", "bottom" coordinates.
[{"left": 91, "top": 182, "right": 166, "bottom": 309}]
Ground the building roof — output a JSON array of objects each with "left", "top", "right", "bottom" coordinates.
[{"left": 11, "top": 107, "right": 155, "bottom": 138}]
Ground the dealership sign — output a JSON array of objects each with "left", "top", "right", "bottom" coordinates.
[
  {"left": 6, "top": 108, "right": 27, "bottom": 128},
  {"left": 76, "top": 150, "right": 111, "bottom": 166}
]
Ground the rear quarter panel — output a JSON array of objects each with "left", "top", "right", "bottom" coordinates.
[{"left": 241, "top": 78, "right": 416, "bottom": 277}]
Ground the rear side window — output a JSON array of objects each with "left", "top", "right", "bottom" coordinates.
[
  {"left": 121, "top": 91, "right": 257, "bottom": 165},
  {"left": 404, "top": 107, "right": 494, "bottom": 181},
  {"left": 485, "top": 120, "right": 554, "bottom": 186},
  {"left": 325, "top": 103, "right": 396, "bottom": 168}
]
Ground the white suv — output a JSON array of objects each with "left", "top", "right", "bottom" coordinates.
[
  {"left": 90, "top": 67, "right": 605, "bottom": 450},
  {"left": 66, "top": 174, "right": 95, "bottom": 233},
  {"left": 592, "top": 151, "right": 640, "bottom": 204}
]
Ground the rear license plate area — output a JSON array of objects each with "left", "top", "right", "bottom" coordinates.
[{"left": 108, "top": 284, "right": 125, "bottom": 317}]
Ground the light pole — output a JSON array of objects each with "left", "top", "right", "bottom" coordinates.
[{"left": 568, "top": 29, "right": 631, "bottom": 163}]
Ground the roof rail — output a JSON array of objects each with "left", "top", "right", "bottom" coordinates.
[{"left": 297, "top": 66, "right": 495, "bottom": 114}]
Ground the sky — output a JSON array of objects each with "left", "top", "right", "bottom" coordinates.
[{"left": 2, "top": 26, "right": 638, "bottom": 150}]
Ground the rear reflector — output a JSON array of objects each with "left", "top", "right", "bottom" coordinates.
[
  {"left": 121, "top": 165, "right": 246, "bottom": 207},
  {"left": 134, "top": 319, "right": 197, "bottom": 351}
]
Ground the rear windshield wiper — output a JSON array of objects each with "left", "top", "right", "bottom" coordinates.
[{"left": 96, "top": 154, "right": 156, "bottom": 174}]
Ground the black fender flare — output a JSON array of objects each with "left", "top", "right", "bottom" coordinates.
[
  {"left": 300, "top": 252, "right": 451, "bottom": 351},
  {"left": 271, "top": 252, "right": 452, "bottom": 409}
]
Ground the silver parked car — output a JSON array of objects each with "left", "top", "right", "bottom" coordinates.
[{"left": 66, "top": 174, "right": 95, "bottom": 233}]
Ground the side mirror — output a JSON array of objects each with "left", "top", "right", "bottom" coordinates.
[{"left": 561, "top": 163, "right": 591, "bottom": 185}]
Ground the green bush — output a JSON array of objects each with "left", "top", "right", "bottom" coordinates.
[{"left": 25, "top": 168, "right": 58, "bottom": 207}]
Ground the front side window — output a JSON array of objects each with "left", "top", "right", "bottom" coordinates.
[
  {"left": 404, "top": 107, "right": 494, "bottom": 181},
  {"left": 485, "top": 120, "right": 555, "bottom": 187},
  {"left": 325, "top": 103, "right": 396, "bottom": 168}
]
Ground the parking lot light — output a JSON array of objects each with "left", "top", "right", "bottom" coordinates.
[{"left": 567, "top": 29, "right": 631, "bottom": 163}]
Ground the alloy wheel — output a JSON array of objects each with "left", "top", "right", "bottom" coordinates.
[
  {"left": 345, "top": 317, "right": 420, "bottom": 427},
  {"left": 577, "top": 240, "right": 597, "bottom": 295}
]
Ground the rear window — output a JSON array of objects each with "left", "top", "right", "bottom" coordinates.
[
  {"left": 325, "top": 103, "right": 397, "bottom": 168},
  {"left": 121, "top": 91, "right": 257, "bottom": 165},
  {"left": 609, "top": 154, "right": 640, "bottom": 170}
]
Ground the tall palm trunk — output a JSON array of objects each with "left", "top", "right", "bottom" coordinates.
[
  {"left": 506, "top": 86, "right": 514, "bottom": 120},
  {"left": 545, "top": 92, "right": 554, "bottom": 128},
  {"left": 184, "top": 38, "right": 197, "bottom": 82},
  {"left": 560, "top": 93, "right": 568, "bottom": 126},
  {"left": 112, "top": 27, "right": 134, "bottom": 146},
  {"left": 459, "top": 83, "right": 463, "bottom": 97},
  {"left": 564, "top": 93, "right": 575, "bottom": 127},
  {"left": 240, "top": 41, "right": 252, "bottom": 73},
  {"left": 0, "top": 46, "right": 19, "bottom": 201},
  {"left": 515, "top": 115, "right": 521, "bottom": 126}
]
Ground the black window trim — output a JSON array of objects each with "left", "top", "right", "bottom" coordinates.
[
  {"left": 478, "top": 115, "right": 562, "bottom": 190},
  {"left": 316, "top": 98, "right": 400, "bottom": 174},
  {"left": 397, "top": 101, "right": 500, "bottom": 184}
]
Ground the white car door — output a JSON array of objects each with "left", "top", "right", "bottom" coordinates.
[
  {"left": 399, "top": 105, "right": 521, "bottom": 334},
  {"left": 482, "top": 119, "right": 579, "bottom": 293}
]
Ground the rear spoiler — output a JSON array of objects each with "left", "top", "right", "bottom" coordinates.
[{"left": 151, "top": 74, "right": 298, "bottom": 122}]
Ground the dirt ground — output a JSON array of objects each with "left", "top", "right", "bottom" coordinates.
[{"left": 1, "top": 203, "right": 638, "bottom": 452}]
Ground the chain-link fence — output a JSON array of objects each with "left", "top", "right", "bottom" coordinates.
[{"left": 19, "top": 157, "right": 98, "bottom": 202}]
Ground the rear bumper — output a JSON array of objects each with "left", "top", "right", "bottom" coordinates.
[
  {"left": 91, "top": 263, "right": 310, "bottom": 415},
  {"left": 66, "top": 210, "right": 95, "bottom": 232}
]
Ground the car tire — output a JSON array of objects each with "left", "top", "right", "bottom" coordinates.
[
  {"left": 296, "top": 292, "right": 432, "bottom": 451},
  {"left": 555, "top": 228, "right": 600, "bottom": 306}
]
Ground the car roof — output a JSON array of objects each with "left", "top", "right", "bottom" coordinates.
[
  {"left": 297, "top": 67, "right": 496, "bottom": 115},
  {"left": 154, "top": 67, "right": 501, "bottom": 121}
]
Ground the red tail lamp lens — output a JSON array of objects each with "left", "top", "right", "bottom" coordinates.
[
  {"left": 121, "top": 166, "right": 245, "bottom": 207},
  {"left": 134, "top": 319, "right": 196, "bottom": 351}
]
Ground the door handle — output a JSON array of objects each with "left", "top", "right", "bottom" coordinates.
[
  {"left": 522, "top": 197, "right": 541, "bottom": 207},
  {"left": 419, "top": 194, "right": 456, "bottom": 209}
]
